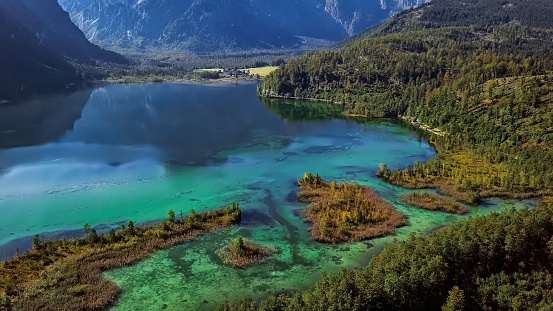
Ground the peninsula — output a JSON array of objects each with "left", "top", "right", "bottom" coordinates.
[{"left": 0, "top": 204, "right": 241, "bottom": 310}]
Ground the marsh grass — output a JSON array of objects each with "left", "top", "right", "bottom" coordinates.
[
  {"left": 219, "top": 237, "right": 275, "bottom": 268},
  {"left": 402, "top": 192, "right": 468, "bottom": 214},
  {"left": 0, "top": 205, "right": 241, "bottom": 311},
  {"left": 298, "top": 173, "right": 406, "bottom": 244},
  {"left": 377, "top": 150, "right": 553, "bottom": 205}
]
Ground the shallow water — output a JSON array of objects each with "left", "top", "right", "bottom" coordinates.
[{"left": 0, "top": 82, "right": 533, "bottom": 310}]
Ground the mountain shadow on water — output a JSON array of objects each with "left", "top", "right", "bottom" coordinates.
[{"left": 0, "top": 88, "right": 93, "bottom": 149}]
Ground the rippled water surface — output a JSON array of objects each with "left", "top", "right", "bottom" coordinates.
[{"left": 0, "top": 82, "right": 533, "bottom": 310}]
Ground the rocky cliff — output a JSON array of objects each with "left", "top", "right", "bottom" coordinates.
[{"left": 58, "top": 0, "right": 428, "bottom": 53}]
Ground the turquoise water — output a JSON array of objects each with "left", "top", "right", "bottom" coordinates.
[{"left": 0, "top": 82, "right": 533, "bottom": 310}]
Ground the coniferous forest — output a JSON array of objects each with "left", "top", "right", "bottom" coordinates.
[
  {"left": 260, "top": 0, "right": 553, "bottom": 198},
  {"left": 4, "top": 0, "right": 553, "bottom": 310},
  {"left": 219, "top": 202, "right": 553, "bottom": 310},
  {"left": 215, "top": 0, "right": 553, "bottom": 309}
]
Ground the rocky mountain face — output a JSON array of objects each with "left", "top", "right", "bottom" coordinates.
[
  {"left": 58, "top": 0, "right": 429, "bottom": 53},
  {"left": 0, "top": 0, "right": 126, "bottom": 100}
]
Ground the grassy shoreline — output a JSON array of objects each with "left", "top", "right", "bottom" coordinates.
[
  {"left": 106, "top": 66, "right": 277, "bottom": 85},
  {"left": 219, "top": 237, "right": 275, "bottom": 268},
  {"left": 0, "top": 205, "right": 241, "bottom": 311},
  {"left": 377, "top": 149, "right": 553, "bottom": 205},
  {"left": 106, "top": 75, "right": 261, "bottom": 85},
  {"left": 298, "top": 173, "right": 406, "bottom": 244},
  {"left": 401, "top": 192, "right": 468, "bottom": 214}
]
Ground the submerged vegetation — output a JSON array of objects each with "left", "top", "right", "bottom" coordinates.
[
  {"left": 218, "top": 201, "right": 553, "bottom": 310},
  {"left": 0, "top": 204, "right": 241, "bottom": 311},
  {"left": 219, "top": 236, "right": 275, "bottom": 268},
  {"left": 6, "top": 0, "right": 553, "bottom": 309},
  {"left": 214, "top": 0, "right": 553, "bottom": 309},
  {"left": 401, "top": 192, "right": 467, "bottom": 214},
  {"left": 298, "top": 173, "right": 406, "bottom": 243},
  {"left": 261, "top": 0, "right": 553, "bottom": 204}
]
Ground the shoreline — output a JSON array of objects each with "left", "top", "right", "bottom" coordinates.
[
  {"left": 379, "top": 169, "right": 552, "bottom": 204},
  {"left": 259, "top": 94, "right": 447, "bottom": 138},
  {"left": 219, "top": 237, "right": 276, "bottom": 268},
  {"left": 0, "top": 219, "right": 164, "bottom": 262},
  {"left": 1, "top": 205, "right": 242, "bottom": 311},
  {"left": 259, "top": 92, "right": 340, "bottom": 105},
  {"left": 398, "top": 115, "right": 446, "bottom": 136},
  {"left": 259, "top": 94, "right": 547, "bottom": 204},
  {"left": 258, "top": 93, "right": 549, "bottom": 207},
  {"left": 107, "top": 77, "right": 262, "bottom": 85},
  {"left": 170, "top": 78, "right": 262, "bottom": 86},
  {"left": 5, "top": 77, "right": 262, "bottom": 104},
  {"left": 298, "top": 173, "right": 406, "bottom": 244}
]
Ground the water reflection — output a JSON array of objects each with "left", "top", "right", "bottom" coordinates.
[
  {"left": 261, "top": 97, "right": 344, "bottom": 121},
  {"left": 0, "top": 89, "right": 92, "bottom": 148},
  {"left": 60, "top": 83, "right": 287, "bottom": 165},
  {"left": 0, "top": 82, "right": 436, "bottom": 258},
  {"left": 0, "top": 83, "right": 291, "bottom": 171}
]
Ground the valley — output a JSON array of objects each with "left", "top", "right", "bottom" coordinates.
[{"left": 2, "top": 0, "right": 553, "bottom": 310}]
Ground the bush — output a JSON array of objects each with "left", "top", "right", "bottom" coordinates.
[{"left": 467, "top": 192, "right": 481, "bottom": 205}]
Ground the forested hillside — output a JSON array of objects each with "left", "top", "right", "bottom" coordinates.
[
  {"left": 219, "top": 202, "right": 553, "bottom": 310},
  {"left": 0, "top": 0, "right": 126, "bottom": 100},
  {"left": 260, "top": 0, "right": 553, "bottom": 197},
  {"left": 365, "top": 0, "right": 553, "bottom": 35},
  {"left": 246, "top": 4, "right": 553, "bottom": 308}
]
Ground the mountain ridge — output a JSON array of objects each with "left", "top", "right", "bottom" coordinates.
[
  {"left": 222, "top": 1, "right": 553, "bottom": 308},
  {"left": 259, "top": 0, "right": 553, "bottom": 193},
  {"left": 58, "top": 0, "right": 429, "bottom": 53},
  {"left": 0, "top": 0, "right": 127, "bottom": 100}
]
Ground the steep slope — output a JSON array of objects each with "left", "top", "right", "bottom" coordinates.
[
  {"left": 224, "top": 2, "right": 553, "bottom": 309},
  {"left": 58, "top": 0, "right": 428, "bottom": 53},
  {"left": 0, "top": 0, "right": 126, "bottom": 100},
  {"left": 365, "top": 0, "right": 553, "bottom": 35},
  {"left": 260, "top": 0, "right": 553, "bottom": 194}
]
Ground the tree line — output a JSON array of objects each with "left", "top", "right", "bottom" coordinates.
[
  {"left": 218, "top": 202, "right": 553, "bottom": 310},
  {"left": 261, "top": 15, "right": 553, "bottom": 197}
]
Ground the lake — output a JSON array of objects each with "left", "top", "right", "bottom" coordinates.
[{"left": 0, "top": 82, "right": 533, "bottom": 310}]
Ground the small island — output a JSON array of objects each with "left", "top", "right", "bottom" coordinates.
[
  {"left": 298, "top": 173, "right": 406, "bottom": 243},
  {"left": 401, "top": 192, "right": 468, "bottom": 214},
  {"left": 0, "top": 204, "right": 242, "bottom": 311},
  {"left": 219, "top": 236, "right": 275, "bottom": 268}
]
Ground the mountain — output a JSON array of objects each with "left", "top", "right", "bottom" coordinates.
[
  {"left": 260, "top": 0, "right": 553, "bottom": 199},
  {"left": 220, "top": 0, "right": 553, "bottom": 310},
  {"left": 58, "top": 0, "right": 428, "bottom": 53},
  {"left": 0, "top": 0, "right": 126, "bottom": 101},
  {"left": 365, "top": 0, "right": 553, "bottom": 35}
]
